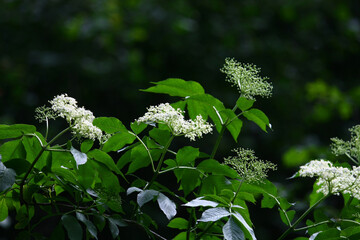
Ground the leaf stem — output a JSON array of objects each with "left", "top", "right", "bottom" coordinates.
[
  {"left": 276, "top": 194, "right": 328, "bottom": 240},
  {"left": 144, "top": 135, "right": 174, "bottom": 190},
  {"left": 210, "top": 98, "right": 240, "bottom": 159},
  {"left": 20, "top": 127, "right": 70, "bottom": 204},
  {"left": 129, "top": 131, "right": 155, "bottom": 172},
  {"left": 231, "top": 180, "right": 244, "bottom": 203}
]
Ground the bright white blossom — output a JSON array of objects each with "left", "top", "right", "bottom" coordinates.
[
  {"left": 49, "top": 94, "right": 108, "bottom": 143},
  {"left": 299, "top": 160, "right": 360, "bottom": 199},
  {"left": 136, "top": 103, "right": 213, "bottom": 141}
]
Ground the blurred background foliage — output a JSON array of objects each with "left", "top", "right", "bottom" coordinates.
[{"left": 1, "top": 0, "right": 360, "bottom": 238}]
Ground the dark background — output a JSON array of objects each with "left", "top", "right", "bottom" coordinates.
[{"left": 1, "top": 0, "right": 360, "bottom": 239}]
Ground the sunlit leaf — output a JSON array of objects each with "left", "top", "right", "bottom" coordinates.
[
  {"left": 0, "top": 124, "right": 36, "bottom": 140},
  {"left": 168, "top": 218, "right": 188, "bottom": 230},
  {"left": 243, "top": 109, "right": 270, "bottom": 132},
  {"left": 93, "top": 117, "right": 127, "bottom": 134},
  {"left": 157, "top": 193, "right": 177, "bottom": 220},
  {"left": 0, "top": 161, "right": 16, "bottom": 192},
  {"left": 176, "top": 146, "right": 199, "bottom": 166},
  {"left": 223, "top": 217, "right": 245, "bottom": 240},
  {"left": 102, "top": 131, "right": 136, "bottom": 153},
  {"left": 232, "top": 212, "right": 256, "bottom": 240},
  {"left": 236, "top": 97, "right": 255, "bottom": 111},
  {"left": 80, "top": 139, "right": 94, "bottom": 153},
  {"left": 137, "top": 189, "right": 159, "bottom": 207},
  {"left": 70, "top": 147, "right": 87, "bottom": 167},
  {"left": 198, "top": 207, "right": 230, "bottom": 222},
  {"left": 182, "top": 197, "right": 218, "bottom": 208},
  {"left": 142, "top": 78, "right": 205, "bottom": 97}
]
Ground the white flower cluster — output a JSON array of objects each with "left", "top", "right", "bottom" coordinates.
[
  {"left": 221, "top": 58, "right": 273, "bottom": 100},
  {"left": 49, "top": 94, "right": 109, "bottom": 143},
  {"left": 299, "top": 159, "right": 360, "bottom": 199},
  {"left": 136, "top": 103, "right": 213, "bottom": 141}
]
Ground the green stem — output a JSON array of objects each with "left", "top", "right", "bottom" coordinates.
[
  {"left": 195, "top": 222, "right": 216, "bottom": 240},
  {"left": 210, "top": 98, "right": 240, "bottom": 159},
  {"left": 129, "top": 131, "right": 155, "bottom": 172},
  {"left": 144, "top": 135, "right": 174, "bottom": 190},
  {"left": 276, "top": 194, "right": 328, "bottom": 240},
  {"left": 230, "top": 180, "right": 244, "bottom": 203},
  {"left": 20, "top": 127, "right": 70, "bottom": 204},
  {"left": 294, "top": 218, "right": 360, "bottom": 232},
  {"left": 210, "top": 125, "right": 226, "bottom": 159},
  {"left": 159, "top": 166, "right": 206, "bottom": 176}
]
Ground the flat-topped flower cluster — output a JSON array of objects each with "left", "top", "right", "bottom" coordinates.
[
  {"left": 49, "top": 94, "right": 109, "bottom": 143},
  {"left": 299, "top": 159, "right": 360, "bottom": 200},
  {"left": 136, "top": 103, "right": 213, "bottom": 141}
]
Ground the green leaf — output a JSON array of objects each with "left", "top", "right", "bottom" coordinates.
[
  {"left": 80, "top": 139, "right": 94, "bottom": 153},
  {"left": 149, "top": 128, "right": 171, "bottom": 146},
  {"left": 96, "top": 162, "right": 123, "bottom": 193},
  {"left": 220, "top": 109, "right": 243, "bottom": 142},
  {"left": 70, "top": 147, "right": 87, "bottom": 167},
  {"left": 157, "top": 193, "right": 177, "bottom": 220},
  {"left": 186, "top": 94, "right": 226, "bottom": 132},
  {"left": 3, "top": 158, "right": 31, "bottom": 176},
  {"left": 93, "top": 117, "right": 127, "bottom": 134},
  {"left": 61, "top": 215, "right": 83, "bottom": 240},
  {"left": 0, "top": 124, "right": 36, "bottom": 140},
  {"left": 310, "top": 181, "right": 326, "bottom": 207},
  {"left": 168, "top": 218, "right": 188, "bottom": 230},
  {"left": 180, "top": 169, "right": 200, "bottom": 196},
  {"left": 173, "top": 232, "right": 195, "bottom": 240},
  {"left": 130, "top": 122, "right": 147, "bottom": 135},
  {"left": 0, "top": 139, "right": 26, "bottom": 162},
  {"left": 314, "top": 228, "right": 340, "bottom": 239},
  {"left": 197, "top": 159, "right": 238, "bottom": 178},
  {"left": 243, "top": 109, "right": 270, "bottom": 132},
  {"left": 223, "top": 216, "right": 245, "bottom": 240},
  {"left": 198, "top": 207, "right": 231, "bottom": 222},
  {"left": 183, "top": 197, "right": 218, "bottom": 208},
  {"left": 236, "top": 97, "right": 255, "bottom": 111},
  {"left": 77, "top": 161, "right": 97, "bottom": 189},
  {"left": 88, "top": 149, "right": 120, "bottom": 174},
  {"left": 102, "top": 131, "right": 136, "bottom": 153},
  {"left": 142, "top": 78, "right": 205, "bottom": 97},
  {"left": 52, "top": 167, "right": 78, "bottom": 185},
  {"left": 0, "top": 198, "right": 8, "bottom": 221},
  {"left": 176, "top": 146, "right": 199, "bottom": 166},
  {"left": 200, "top": 175, "right": 233, "bottom": 195},
  {"left": 0, "top": 161, "right": 16, "bottom": 192},
  {"left": 108, "top": 218, "right": 119, "bottom": 239},
  {"left": 279, "top": 209, "right": 295, "bottom": 226},
  {"left": 93, "top": 215, "right": 106, "bottom": 232},
  {"left": 126, "top": 146, "right": 161, "bottom": 175},
  {"left": 76, "top": 212, "right": 98, "bottom": 240},
  {"left": 108, "top": 216, "right": 127, "bottom": 227}
]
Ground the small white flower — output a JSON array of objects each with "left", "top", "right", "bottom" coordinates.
[
  {"left": 299, "top": 159, "right": 360, "bottom": 199},
  {"left": 49, "top": 94, "right": 107, "bottom": 143},
  {"left": 136, "top": 103, "right": 213, "bottom": 141}
]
